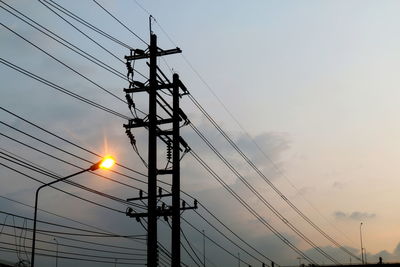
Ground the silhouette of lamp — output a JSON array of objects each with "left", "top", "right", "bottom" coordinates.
[{"left": 30, "top": 156, "right": 115, "bottom": 267}]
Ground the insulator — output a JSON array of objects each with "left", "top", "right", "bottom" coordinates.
[
  {"left": 182, "top": 200, "right": 186, "bottom": 208},
  {"left": 194, "top": 199, "right": 198, "bottom": 209},
  {"left": 125, "top": 129, "right": 136, "bottom": 146},
  {"left": 126, "top": 61, "right": 133, "bottom": 72},
  {"left": 158, "top": 187, "right": 162, "bottom": 196},
  {"left": 125, "top": 94, "right": 135, "bottom": 109},
  {"left": 166, "top": 141, "right": 172, "bottom": 161}
]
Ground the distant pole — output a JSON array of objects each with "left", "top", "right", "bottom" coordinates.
[
  {"left": 53, "top": 238, "right": 58, "bottom": 267},
  {"left": 360, "top": 222, "right": 364, "bottom": 264},
  {"left": 203, "top": 230, "right": 206, "bottom": 267}
]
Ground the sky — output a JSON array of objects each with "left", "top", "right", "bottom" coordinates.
[{"left": 1, "top": 0, "right": 400, "bottom": 266}]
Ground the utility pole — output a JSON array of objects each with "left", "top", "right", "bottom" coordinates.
[
  {"left": 171, "top": 72, "right": 181, "bottom": 267},
  {"left": 147, "top": 32, "right": 158, "bottom": 267},
  {"left": 123, "top": 30, "right": 196, "bottom": 267}
]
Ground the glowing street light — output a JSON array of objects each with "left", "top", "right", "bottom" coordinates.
[
  {"left": 98, "top": 156, "right": 115, "bottom": 170},
  {"left": 30, "top": 156, "right": 115, "bottom": 267}
]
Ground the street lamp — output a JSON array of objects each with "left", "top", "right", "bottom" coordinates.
[
  {"left": 30, "top": 156, "right": 115, "bottom": 267},
  {"left": 360, "top": 222, "right": 364, "bottom": 264},
  {"left": 53, "top": 237, "right": 59, "bottom": 267}
]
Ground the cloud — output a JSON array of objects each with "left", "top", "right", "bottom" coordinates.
[
  {"left": 334, "top": 210, "right": 376, "bottom": 220},
  {"left": 332, "top": 181, "right": 344, "bottom": 189}
]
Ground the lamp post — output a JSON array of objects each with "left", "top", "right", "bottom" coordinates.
[
  {"left": 360, "top": 222, "right": 364, "bottom": 264},
  {"left": 53, "top": 238, "right": 59, "bottom": 267},
  {"left": 30, "top": 156, "right": 115, "bottom": 267}
]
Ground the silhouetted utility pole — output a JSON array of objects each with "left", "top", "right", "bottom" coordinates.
[{"left": 123, "top": 31, "right": 196, "bottom": 267}]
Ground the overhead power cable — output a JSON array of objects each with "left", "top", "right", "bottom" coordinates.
[
  {"left": 0, "top": 142, "right": 143, "bottom": 195},
  {"left": 0, "top": 1, "right": 127, "bottom": 81},
  {"left": 0, "top": 138, "right": 146, "bottom": 203},
  {"left": 189, "top": 94, "right": 360, "bottom": 262},
  {"left": 0, "top": 152, "right": 143, "bottom": 210},
  {"left": 189, "top": 123, "right": 340, "bottom": 265},
  {"left": 0, "top": 194, "right": 146, "bottom": 250},
  {"left": 0, "top": 223, "right": 139, "bottom": 238},
  {"left": 1, "top": 229, "right": 145, "bottom": 256},
  {"left": 0, "top": 121, "right": 148, "bottom": 191},
  {"left": 0, "top": 58, "right": 130, "bottom": 120},
  {"left": 0, "top": 106, "right": 146, "bottom": 177},
  {"left": 0, "top": 109, "right": 277, "bottom": 265},
  {"left": 0, "top": 210, "right": 144, "bottom": 238},
  {"left": 91, "top": 0, "right": 148, "bottom": 45},
  {"left": 0, "top": 22, "right": 127, "bottom": 104},
  {"left": 182, "top": 215, "right": 254, "bottom": 267},
  {"left": 0, "top": 161, "right": 122, "bottom": 214},
  {"left": 135, "top": 5, "right": 359, "bottom": 261},
  {"left": 38, "top": 0, "right": 129, "bottom": 63},
  {"left": 189, "top": 149, "right": 317, "bottom": 264},
  {"left": 41, "top": 0, "right": 134, "bottom": 49},
  {"left": 0, "top": 246, "right": 145, "bottom": 265}
]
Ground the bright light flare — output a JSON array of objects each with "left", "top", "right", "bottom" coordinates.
[{"left": 99, "top": 156, "right": 115, "bottom": 169}]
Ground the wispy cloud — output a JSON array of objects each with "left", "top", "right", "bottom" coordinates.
[{"left": 334, "top": 211, "right": 376, "bottom": 220}]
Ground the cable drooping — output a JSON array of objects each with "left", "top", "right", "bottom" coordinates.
[
  {"left": 91, "top": 0, "right": 148, "bottom": 45},
  {"left": 0, "top": 58, "right": 130, "bottom": 120},
  {"left": 189, "top": 123, "right": 340, "bottom": 264},
  {"left": 189, "top": 149, "right": 317, "bottom": 264}
]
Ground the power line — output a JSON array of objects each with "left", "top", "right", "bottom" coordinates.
[
  {"left": 0, "top": 197, "right": 146, "bottom": 251},
  {"left": 0, "top": 138, "right": 146, "bottom": 201},
  {"left": 0, "top": 210, "right": 145, "bottom": 238},
  {"left": 0, "top": 106, "right": 147, "bottom": 178},
  {"left": 189, "top": 95, "right": 360, "bottom": 262},
  {"left": 0, "top": 161, "right": 123, "bottom": 214},
  {"left": 0, "top": 58, "right": 130, "bottom": 120},
  {"left": 189, "top": 149, "right": 317, "bottom": 264},
  {"left": 0, "top": 124, "right": 149, "bottom": 201},
  {"left": 0, "top": 232, "right": 145, "bottom": 257},
  {"left": 0, "top": 223, "right": 139, "bottom": 238},
  {"left": 137, "top": 4, "right": 359, "bottom": 260},
  {"left": 0, "top": 246, "right": 145, "bottom": 265},
  {"left": 0, "top": 1, "right": 127, "bottom": 81},
  {"left": 0, "top": 152, "right": 143, "bottom": 211},
  {"left": 38, "top": 0, "right": 129, "bottom": 63},
  {"left": 0, "top": 109, "right": 278, "bottom": 265},
  {"left": 42, "top": 0, "right": 134, "bottom": 50},
  {"left": 91, "top": 0, "right": 148, "bottom": 45},
  {"left": 182, "top": 215, "right": 254, "bottom": 267},
  {"left": 180, "top": 226, "right": 202, "bottom": 267},
  {"left": 0, "top": 22, "right": 127, "bottom": 104},
  {"left": 189, "top": 123, "right": 340, "bottom": 264}
]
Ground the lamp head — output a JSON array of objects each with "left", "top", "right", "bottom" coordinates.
[{"left": 90, "top": 156, "right": 115, "bottom": 171}]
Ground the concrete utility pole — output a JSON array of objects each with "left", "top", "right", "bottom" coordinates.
[{"left": 124, "top": 29, "right": 196, "bottom": 267}]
